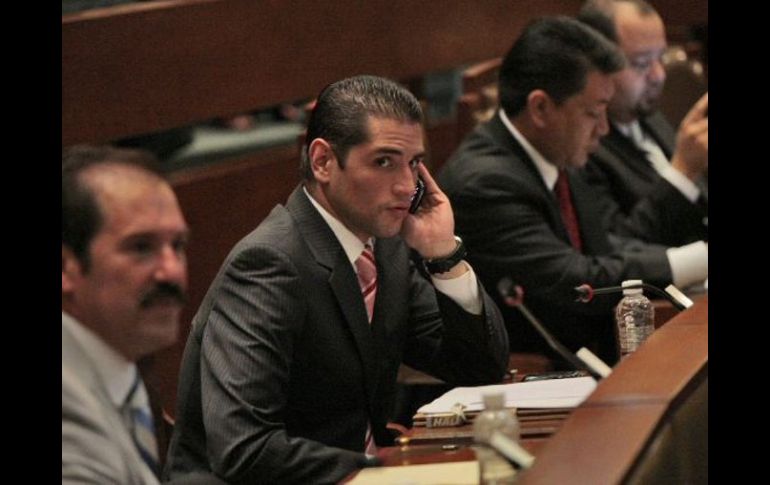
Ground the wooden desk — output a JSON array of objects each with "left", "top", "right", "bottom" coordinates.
[
  {"left": 652, "top": 290, "right": 706, "bottom": 328},
  {"left": 518, "top": 297, "right": 708, "bottom": 484},
  {"left": 369, "top": 298, "right": 708, "bottom": 483}
]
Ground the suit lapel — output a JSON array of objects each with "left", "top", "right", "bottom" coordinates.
[
  {"left": 285, "top": 187, "right": 379, "bottom": 401},
  {"left": 641, "top": 111, "right": 675, "bottom": 158},
  {"left": 601, "top": 127, "right": 659, "bottom": 183},
  {"left": 369, "top": 238, "right": 402, "bottom": 337},
  {"left": 486, "top": 116, "right": 575, "bottom": 247},
  {"left": 567, "top": 169, "right": 613, "bottom": 254}
]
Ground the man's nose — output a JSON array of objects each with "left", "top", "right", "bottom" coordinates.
[
  {"left": 153, "top": 245, "right": 188, "bottom": 286},
  {"left": 596, "top": 111, "right": 610, "bottom": 137},
  {"left": 648, "top": 58, "right": 666, "bottom": 85},
  {"left": 394, "top": 165, "right": 416, "bottom": 197}
]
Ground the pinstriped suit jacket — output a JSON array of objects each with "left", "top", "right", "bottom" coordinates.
[
  {"left": 62, "top": 314, "right": 160, "bottom": 485},
  {"left": 165, "top": 187, "right": 508, "bottom": 484},
  {"left": 583, "top": 111, "right": 708, "bottom": 246}
]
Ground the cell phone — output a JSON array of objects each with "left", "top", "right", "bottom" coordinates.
[{"left": 409, "top": 177, "right": 425, "bottom": 214}]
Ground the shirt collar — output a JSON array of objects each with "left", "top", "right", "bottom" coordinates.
[
  {"left": 303, "top": 186, "right": 372, "bottom": 267},
  {"left": 62, "top": 311, "right": 138, "bottom": 407},
  {"left": 499, "top": 109, "right": 559, "bottom": 191},
  {"left": 613, "top": 119, "right": 642, "bottom": 140}
]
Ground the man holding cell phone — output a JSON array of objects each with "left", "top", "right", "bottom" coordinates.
[{"left": 165, "top": 75, "right": 509, "bottom": 485}]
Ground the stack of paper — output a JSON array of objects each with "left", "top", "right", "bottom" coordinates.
[{"left": 413, "top": 377, "right": 596, "bottom": 427}]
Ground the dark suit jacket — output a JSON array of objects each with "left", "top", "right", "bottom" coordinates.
[
  {"left": 438, "top": 113, "right": 673, "bottom": 364},
  {"left": 583, "top": 111, "right": 708, "bottom": 246},
  {"left": 165, "top": 187, "right": 508, "bottom": 484}
]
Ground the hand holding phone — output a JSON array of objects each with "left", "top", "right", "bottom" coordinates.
[{"left": 408, "top": 177, "right": 425, "bottom": 214}]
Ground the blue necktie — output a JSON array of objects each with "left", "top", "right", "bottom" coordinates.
[{"left": 123, "top": 372, "right": 160, "bottom": 477}]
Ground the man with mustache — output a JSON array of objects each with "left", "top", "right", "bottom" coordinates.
[
  {"left": 578, "top": 0, "right": 708, "bottom": 246},
  {"left": 438, "top": 17, "right": 707, "bottom": 366},
  {"left": 62, "top": 145, "right": 192, "bottom": 484}
]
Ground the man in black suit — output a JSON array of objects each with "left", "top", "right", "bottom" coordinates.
[
  {"left": 577, "top": 0, "right": 708, "bottom": 246},
  {"left": 165, "top": 75, "right": 509, "bottom": 484},
  {"left": 438, "top": 17, "right": 707, "bottom": 366}
]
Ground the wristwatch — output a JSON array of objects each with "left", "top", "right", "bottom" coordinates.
[{"left": 422, "top": 236, "right": 467, "bottom": 275}]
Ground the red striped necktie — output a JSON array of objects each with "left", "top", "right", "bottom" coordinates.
[
  {"left": 355, "top": 243, "right": 377, "bottom": 323},
  {"left": 354, "top": 243, "right": 378, "bottom": 455}
]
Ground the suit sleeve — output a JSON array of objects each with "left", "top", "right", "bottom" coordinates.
[
  {"left": 199, "top": 245, "right": 367, "bottom": 485},
  {"left": 400, "top": 260, "right": 509, "bottom": 385},
  {"left": 583, "top": 158, "right": 707, "bottom": 246},
  {"left": 450, "top": 169, "right": 672, "bottom": 319}
]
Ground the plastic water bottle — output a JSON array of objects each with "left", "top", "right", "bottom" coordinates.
[
  {"left": 615, "top": 279, "right": 655, "bottom": 358},
  {"left": 473, "top": 393, "right": 520, "bottom": 484}
]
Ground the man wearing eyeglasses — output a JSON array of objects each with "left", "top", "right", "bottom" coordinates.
[{"left": 578, "top": 0, "right": 708, "bottom": 247}]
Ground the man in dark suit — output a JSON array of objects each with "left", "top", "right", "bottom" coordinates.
[
  {"left": 438, "top": 17, "right": 708, "bottom": 366},
  {"left": 165, "top": 75, "right": 509, "bottom": 484},
  {"left": 577, "top": 0, "right": 708, "bottom": 246}
]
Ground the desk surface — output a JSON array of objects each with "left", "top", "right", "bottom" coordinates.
[{"left": 359, "top": 297, "right": 708, "bottom": 483}]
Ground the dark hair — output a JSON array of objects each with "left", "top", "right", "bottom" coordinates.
[
  {"left": 498, "top": 16, "right": 625, "bottom": 117},
  {"left": 300, "top": 75, "right": 423, "bottom": 181},
  {"left": 577, "top": 0, "right": 657, "bottom": 42},
  {"left": 62, "top": 145, "right": 161, "bottom": 269}
]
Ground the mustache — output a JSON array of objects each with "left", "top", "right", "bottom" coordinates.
[{"left": 139, "top": 282, "right": 187, "bottom": 308}]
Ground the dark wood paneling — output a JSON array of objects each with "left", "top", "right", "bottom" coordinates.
[{"left": 63, "top": 0, "right": 580, "bottom": 145}]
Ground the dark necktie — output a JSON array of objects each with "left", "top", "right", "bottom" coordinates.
[
  {"left": 554, "top": 169, "right": 583, "bottom": 252},
  {"left": 123, "top": 372, "right": 160, "bottom": 477}
]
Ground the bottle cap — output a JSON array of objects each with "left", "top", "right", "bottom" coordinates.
[
  {"left": 621, "top": 279, "right": 643, "bottom": 295},
  {"left": 482, "top": 393, "right": 505, "bottom": 410}
]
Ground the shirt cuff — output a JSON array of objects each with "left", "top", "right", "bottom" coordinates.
[
  {"left": 666, "top": 241, "right": 708, "bottom": 289},
  {"left": 659, "top": 164, "right": 701, "bottom": 203},
  {"left": 431, "top": 261, "right": 483, "bottom": 315}
]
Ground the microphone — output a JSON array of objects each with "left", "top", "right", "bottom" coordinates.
[
  {"left": 497, "top": 278, "right": 607, "bottom": 379},
  {"left": 574, "top": 282, "right": 693, "bottom": 311}
]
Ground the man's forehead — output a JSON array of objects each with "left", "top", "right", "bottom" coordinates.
[{"left": 615, "top": 7, "right": 665, "bottom": 50}]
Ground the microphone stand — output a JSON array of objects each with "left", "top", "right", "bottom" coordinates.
[
  {"left": 498, "top": 279, "right": 608, "bottom": 379},
  {"left": 574, "top": 282, "right": 693, "bottom": 311}
]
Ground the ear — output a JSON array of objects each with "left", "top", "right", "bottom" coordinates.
[
  {"left": 308, "top": 139, "right": 337, "bottom": 184},
  {"left": 62, "top": 246, "right": 82, "bottom": 295},
  {"left": 526, "top": 89, "right": 552, "bottom": 129}
]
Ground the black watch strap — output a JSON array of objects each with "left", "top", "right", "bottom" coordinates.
[{"left": 422, "top": 236, "right": 466, "bottom": 275}]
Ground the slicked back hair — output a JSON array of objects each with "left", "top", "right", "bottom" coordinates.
[{"left": 300, "top": 75, "right": 423, "bottom": 181}]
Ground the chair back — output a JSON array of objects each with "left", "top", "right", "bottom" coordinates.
[{"left": 456, "top": 58, "right": 502, "bottom": 143}]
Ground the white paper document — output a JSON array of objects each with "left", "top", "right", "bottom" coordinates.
[
  {"left": 348, "top": 460, "right": 479, "bottom": 485},
  {"left": 417, "top": 376, "right": 597, "bottom": 414}
]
